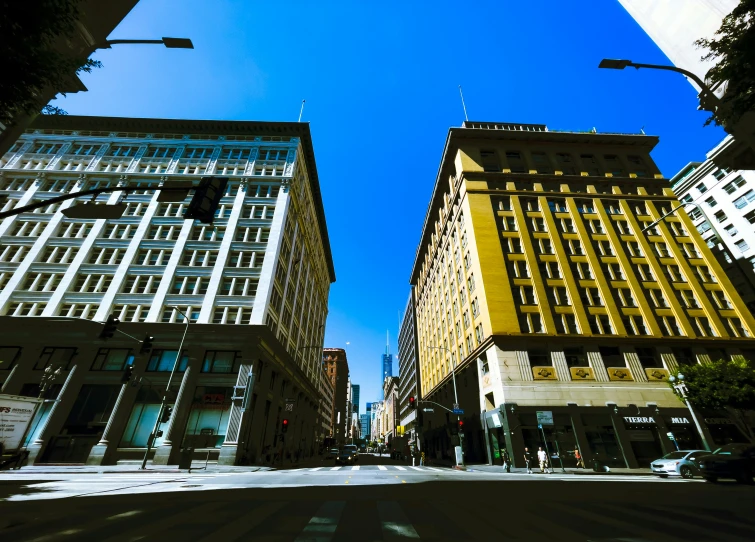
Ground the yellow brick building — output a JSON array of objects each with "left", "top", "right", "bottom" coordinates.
[{"left": 410, "top": 122, "right": 755, "bottom": 468}]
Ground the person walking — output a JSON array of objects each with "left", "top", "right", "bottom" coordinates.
[
  {"left": 501, "top": 448, "right": 511, "bottom": 473},
  {"left": 537, "top": 446, "right": 550, "bottom": 474},
  {"left": 420, "top": 451, "right": 425, "bottom": 466},
  {"left": 523, "top": 447, "right": 533, "bottom": 473},
  {"left": 574, "top": 447, "right": 584, "bottom": 469}
]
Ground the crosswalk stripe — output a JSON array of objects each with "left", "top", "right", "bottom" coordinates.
[
  {"left": 351, "top": 465, "right": 360, "bottom": 471},
  {"left": 394, "top": 466, "right": 406, "bottom": 471},
  {"left": 309, "top": 467, "right": 322, "bottom": 471},
  {"left": 408, "top": 466, "right": 423, "bottom": 471},
  {"left": 378, "top": 465, "right": 387, "bottom": 470},
  {"left": 197, "top": 501, "right": 288, "bottom": 542},
  {"left": 423, "top": 466, "right": 443, "bottom": 471},
  {"left": 330, "top": 466, "right": 341, "bottom": 471},
  {"left": 377, "top": 500, "right": 420, "bottom": 540},
  {"left": 294, "top": 501, "right": 345, "bottom": 541}
]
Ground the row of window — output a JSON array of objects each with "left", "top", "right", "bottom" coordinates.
[
  {"left": 0, "top": 345, "right": 241, "bottom": 374},
  {"left": 478, "top": 149, "right": 651, "bottom": 177}
]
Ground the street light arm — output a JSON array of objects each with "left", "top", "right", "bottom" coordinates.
[
  {"left": 418, "top": 400, "right": 454, "bottom": 413},
  {"left": 626, "top": 62, "right": 713, "bottom": 96}
]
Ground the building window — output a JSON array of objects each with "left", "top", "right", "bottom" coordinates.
[
  {"left": 100, "top": 224, "right": 134, "bottom": 240},
  {"left": 519, "top": 313, "right": 545, "bottom": 333},
  {"left": 538, "top": 238, "right": 555, "bottom": 254},
  {"left": 212, "top": 306, "right": 253, "bottom": 324},
  {"left": 34, "top": 347, "right": 77, "bottom": 370},
  {"left": 161, "top": 306, "right": 200, "bottom": 323},
  {"left": 516, "top": 286, "right": 537, "bottom": 305},
  {"left": 20, "top": 272, "right": 61, "bottom": 292},
  {"left": 171, "top": 276, "right": 209, "bottom": 295},
  {"left": 88, "top": 247, "right": 123, "bottom": 265},
  {"left": 602, "top": 262, "right": 625, "bottom": 281},
  {"left": 228, "top": 250, "right": 263, "bottom": 268},
  {"left": 181, "top": 249, "right": 219, "bottom": 267},
  {"left": 696, "top": 182, "right": 707, "bottom": 194},
  {"left": 664, "top": 264, "right": 685, "bottom": 283},
  {"left": 588, "top": 314, "right": 614, "bottom": 334},
  {"left": 713, "top": 169, "right": 728, "bottom": 181},
  {"left": 733, "top": 190, "right": 755, "bottom": 209},
  {"left": 219, "top": 277, "right": 259, "bottom": 296},
  {"left": 123, "top": 275, "right": 159, "bottom": 295},
  {"left": 616, "top": 288, "right": 636, "bottom": 307},
  {"left": 722, "top": 175, "right": 746, "bottom": 194},
  {"left": 112, "top": 304, "right": 149, "bottom": 323},
  {"left": 687, "top": 207, "right": 703, "bottom": 220},
  {"left": 660, "top": 316, "right": 684, "bottom": 336},
  {"left": 202, "top": 351, "right": 240, "bottom": 373},
  {"left": 135, "top": 249, "right": 169, "bottom": 266},
  {"left": 59, "top": 302, "right": 95, "bottom": 319},
  {"left": 555, "top": 313, "right": 580, "bottom": 334},
  {"left": 480, "top": 149, "right": 500, "bottom": 172},
  {"left": 501, "top": 216, "right": 517, "bottom": 231},
  {"left": 73, "top": 274, "right": 113, "bottom": 293},
  {"left": 91, "top": 348, "right": 134, "bottom": 371},
  {"left": 571, "top": 262, "right": 593, "bottom": 280},
  {"left": 735, "top": 239, "right": 750, "bottom": 252},
  {"left": 539, "top": 261, "right": 560, "bottom": 279},
  {"left": 726, "top": 318, "right": 750, "bottom": 337},
  {"left": 636, "top": 348, "right": 661, "bottom": 368},
  {"left": 694, "top": 266, "right": 716, "bottom": 283},
  {"left": 0, "top": 346, "right": 22, "bottom": 371},
  {"left": 623, "top": 315, "right": 649, "bottom": 336},
  {"left": 146, "top": 349, "right": 189, "bottom": 372},
  {"left": 647, "top": 288, "right": 668, "bottom": 308},
  {"left": 678, "top": 289, "right": 699, "bottom": 309},
  {"left": 694, "top": 317, "right": 717, "bottom": 337},
  {"left": 147, "top": 224, "right": 180, "bottom": 241},
  {"left": 704, "top": 196, "right": 717, "bottom": 207},
  {"left": 624, "top": 241, "right": 642, "bottom": 257},
  {"left": 549, "top": 286, "right": 571, "bottom": 306}
]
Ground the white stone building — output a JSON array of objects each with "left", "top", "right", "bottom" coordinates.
[
  {"left": 0, "top": 115, "right": 335, "bottom": 466},
  {"left": 671, "top": 135, "right": 755, "bottom": 314}
]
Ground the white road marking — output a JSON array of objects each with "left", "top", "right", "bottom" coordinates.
[
  {"left": 309, "top": 467, "right": 323, "bottom": 471},
  {"left": 423, "top": 467, "right": 443, "bottom": 471},
  {"left": 378, "top": 465, "right": 387, "bottom": 470},
  {"left": 330, "top": 466, "right": 342, "bottom": 471},
  {"left": 294, "top": 500, "right": 345, "bottom": 542},
  {"left": 409, "top": 466, "right": 424, "bottom": 471},
  {"left": 394, "top": 466, "right": 406, "bottom": 471},
  {"left": 351, "top": 465, "right": 360, "bottom": 471},
  {"left": 377, "top": 500, "right": 420, "bottom": 539}
]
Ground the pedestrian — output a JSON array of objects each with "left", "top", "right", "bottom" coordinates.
[
  {"left": 537, "top": 446, "right": 550, "bottom": 474},
  {"left": 420, "top": 451, "right": 425, "bottom": 466},
  {"left": 523, "top": 447, "right": 533, "bottom": 473},
  {"left": 574, "top": 447, "right": 584, "bottom": 469},
  {"left": 501, "top": 448, "right": 511, "bottom": 473}
]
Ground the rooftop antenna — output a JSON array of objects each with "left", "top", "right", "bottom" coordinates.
[
  {"left": 298, "top": 99, "right": 306, "bottom": 122},
  {"left": 640, "top": 126, "right": 646, "bottom": 135},
  {"left": 458, "top": 85, "right": 469, "bottom": 123},
  {"left": 386, "top": 330, "right": 390, "bottom": 355}
]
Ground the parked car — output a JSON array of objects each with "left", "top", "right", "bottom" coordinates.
[
  {"left": 324, "top": 447, "right": 339, "bottom": 460},
  {"left": 335, "top": 448, "right": 357, "bottom": 465},
  {"left": 343, "top": 444, "right": 358, "bottom": 458},
  {"left": 697, "top": 443, "right": 755, "bottom": 484},
  {"left": 650, "top": 450, "right": 706, "bottom": 479}
]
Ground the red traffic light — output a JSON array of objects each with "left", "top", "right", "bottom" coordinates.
[
  {"left": 282, "top": 419, "right": 289, "bottom": 433},
  {"left": 458, "top": 420, "right": 464, "bottom": 428},
  {"left": 409, "top": 396, "right": 416, "bottom": 408},
  {"left": 282, "top": 419, "right": 288, "bottom": 426}
]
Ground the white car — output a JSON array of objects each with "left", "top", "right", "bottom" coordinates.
[{"left": 650, "top": 450, "right": 706, "bottom": 479}]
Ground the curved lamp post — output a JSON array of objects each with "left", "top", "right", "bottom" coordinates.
[{"left": 668, "top": 374, "right": 711, "bottom": 451}]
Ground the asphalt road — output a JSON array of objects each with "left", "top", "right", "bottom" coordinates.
[{"left": 1, "top": 458, "right": 754, "bottom": 541}]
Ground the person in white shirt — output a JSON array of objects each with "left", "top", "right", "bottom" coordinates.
[{"left": 537, "top": 446, "right": 550, "bottom": 473}]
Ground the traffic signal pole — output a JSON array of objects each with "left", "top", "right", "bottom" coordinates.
[{"left": 140, "top": 308, "right": 190, "bottom": 470}]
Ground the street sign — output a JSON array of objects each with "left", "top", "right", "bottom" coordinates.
[
  {"left": 536, "top": 410, "right": 554, "bottom": 426},
  {"left": 452, "top": 408, "right": 464, "bottom": 415},
  {"left": 453, "top": 403, "right": 459, "bottom": 410},
  {"left": 285, "top": 403, "right": 294, "bottom": 412},
  {"left": 666, "top": 432, "right": 675, "bottom": 439}
]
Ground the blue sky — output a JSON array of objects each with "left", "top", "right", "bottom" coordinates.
[{"left": 59, "top": 0, "right": 726, "bottom": 407}]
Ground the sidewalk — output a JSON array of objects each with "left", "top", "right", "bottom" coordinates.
[
  {"left": 8, "top": 462, "right": 275, "bottom": 475},
  {"left": 463, "top": 463, "right": 652, "bottom": 475}
]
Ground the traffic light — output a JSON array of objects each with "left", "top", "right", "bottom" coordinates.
[
  {"left": 184, "top": 176, "right": 228, "bottom": 224},
  {"left": 99, "top": 314, "right": 120, "bottom": 340},
  {"left": 458, "top": 420, "right": 464, "bottom": 432},
  {"left": 140, "top": 334, "right": 154, "bottom": 354},
  {"left": 160, "top": 406, "right": 173, "bottom": 424},
  {"left": 409, "top": 396, "right": 416, "bottom": 410},
  {"left": 120, "top": 365, "right": 134, "bottom": 384},
  {"left": 282, "top": 419, "right": 289, "bottom": 433}
]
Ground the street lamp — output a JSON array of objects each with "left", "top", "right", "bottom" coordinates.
[
  {"left": 668, "top": 374, "right": 712, "bottom": 451},
  {"left": 598, "top": 58, "right": 755, "bottom": 155},
  {"left": 101, "top": 37, "right": 194, "bottom": 49},
  {"left": 426, "top": 345, "right": 464, "bottom": 467},
  {"left": 140, "top": 306, "right": 191, "bottom": 469}
]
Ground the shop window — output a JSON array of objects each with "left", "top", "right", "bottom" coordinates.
[
  {"left": 120, "top": 387, "right": 170, "bottom": 448},
  {"left": 184, "top": 386, "right": 233, "bottom": 448},
  {"left": 146, "top": 350, "right": 188, "bottom": 372},
  {"left": 599, "top": 347, "right": 623, "bottom": 367},
  {"left": 91, "top": 348, "right": 134, "bottom": 371}
]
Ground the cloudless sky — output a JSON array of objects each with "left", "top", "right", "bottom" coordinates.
[{"left": 59, "top": 0, "right": 726, "bottom": 407}]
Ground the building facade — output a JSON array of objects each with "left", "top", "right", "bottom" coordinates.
[
  {"left": 410, "top": 121, "right": 755, "bottom": 468},
  {"left": 351, "top": 383, "right": 360, "bottom": 415},
  {"left": 322, "top": 348, "right": 349, "bottom": 445},
  {"left": 381, "top": 335, "right": 393, "bottom": 398},
  {"left": 360, "top": 412, "right": 370, "bottom": 441},
  {"left": 0, "top": 115, "right": 335, "bottom": 465},
  {"left": 617, "top": 0, "right": 736, "bottom": 94},
  {"left": 382, "top": 376, "right": 398, "bottom": 444},
  {"left": 398, "top": 290, "right": 421, "bottom": 449},
  {"left": 670, "top": 136, "right": 755, "bottom": 314},
  {"left": 317, "top": 363, "right": 334, "bottom": 448}
]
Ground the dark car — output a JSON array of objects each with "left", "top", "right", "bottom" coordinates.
[
  {"left": 697, "top": 443, "right": 755, "bottom": 484},
  {"left": 335, "top": 448, "right": 357, "bottom": 466}
]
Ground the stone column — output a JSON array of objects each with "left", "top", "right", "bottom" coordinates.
[
  {"left": 501, "top": 404, "right": 526, "bottom": 468},
  {"left": 653, "top": 411, "right": 675, "bottom": 455},
  {"left": 219, "top": 362, "right": 254, "bottom": 466},
  {"left": 152, "top": 355, "right": 200, "bottom": 465},
  {"left": 26, "top": 365, "right": 82, "bottom": 464},
  {"left": 622, "top": 348, "right": 648, "bottom": 382},
  {"left": 609, "top": 407, "right": 639, "bottom": 469},
  {"left": 550, "top": 351, "right": 571, "bottom": 382},
  {"left": 567, "top": 404, "right": 593, "bottom": 466},
  {"left": 586, "top": 348, "right": 609, "bottom": 382},
  {"left": 658, "top": 348, "right": 679, "bottom": 374}
]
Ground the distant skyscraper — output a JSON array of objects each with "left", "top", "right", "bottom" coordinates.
[
  {"left": 360, "top": 414, "right": 370, "bottom": 439},
  {"left": 352, "top": 384, "right": 360, "bottom": 414},
  {"left": 381, "top": 331, "right": 393, "bottom": 399}
]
